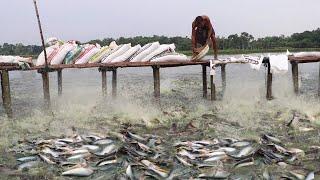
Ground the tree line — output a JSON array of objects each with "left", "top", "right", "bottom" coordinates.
[{"left": 1, "top": 28, "right": 320, "bottom": 56}]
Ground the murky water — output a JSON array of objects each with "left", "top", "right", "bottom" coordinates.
[{"left": 0, "top": 54, "right": 319, "bottom": 179}]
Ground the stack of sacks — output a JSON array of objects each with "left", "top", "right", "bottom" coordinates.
[
  {"left": 64, "top": 44, "right": 83, "bottom": 64},
  {"left": 141, "top": 44, "right": 175, "bottom": 62},
  {"left": 50, "top": 41, "right": 77, "bottom": 65},
  {"left": 89, "top": 41, "right": 118, "bottom": 63},
  {"left": 111, "top": 45, "right": 141, "bottom": 63},
  {"left": 75, "top": 44, "right": 101, "bottom": 64},
  {"left": 101, "top": 43, "right": 131, "bottom": 63},
  {"left": 36, "top": 40, "right": 63, "bottom": 66},
  {"left": 0, "top": 56, "right": 32, "bottom": 64},
  {"left": 150, "top": 52, "right": 188, "bottom": 62},
  {"left": 130, "top": 42, "right": 160, "bottom": 62}
]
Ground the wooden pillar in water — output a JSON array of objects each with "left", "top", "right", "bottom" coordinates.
[
  {"left": 152, "top": 66, "right": 160, "bottom": 98},
  {"left": 40, "top": 71, "right": 51, "bottom": 109},
  {"left": 210, "top": 75, "right": 216, "bottom": 101},
  {"left": 112, "top": 69, "right": 117, "bottom": 98},
  {"left": 101, "top": 69, "right": 107, "bottom": 97},
  {"left": 266, "top": 61, "right": 273, "bottom": 100},
  {"left": 1, "top": 70, "right": 13, "bottom": 118},
  {"left": 291, "top": 62, "right": 299, "bottom": 95},
  {"left": 202, "top": 65, "right": 207, "bottom": 98},
  {"left": 221, "top": 64, "right": 226, "bottom": 95},
  {"left": 57, "top": 69, "right": 62, "bottom": 96}
]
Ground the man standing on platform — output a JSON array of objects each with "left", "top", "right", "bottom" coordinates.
[{"left": 191, "top": 15, "right": 218, "bottom": 60}]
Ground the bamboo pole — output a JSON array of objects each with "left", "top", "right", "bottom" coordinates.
[
  {"left": 33, "top": 0, "right": 48, "bottom": 68},
  {"left": 101, "top": 69, "right": 107, "bottom": 96},
  {"left": 112, "top": 69, "right": 117, "bottom": 98},
  {"left": 57, "top": 70, "right": 62, "bottom": 96},
  {"left": 1, "top": 70, "right": 13, "bottom": 118},
  {"left": 202, "top": 65, "right": 207, "bottom": 99},
  {"left": 152, "top": 66, "right": 160, "bottom": 98},
  {"left": 291, "top": 62, "right": 299, "bottom": 94},
  {"left": 210, "top": 75, "right": 216, "bottom": 101},
  {"left": 221, "top": 64, "right": 226, "bottom": 96}
]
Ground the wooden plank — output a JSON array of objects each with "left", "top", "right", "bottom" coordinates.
[
  {"left": 288, "top": 56, "right": 320, "bottom": 63},
  {"left": 101, "top": 69, "right": 107, "bottom": 97},
  {"left": 210, "top": 75, "right": 216, "bottom": 101},
  {"left": 221, "top": 64, "right": 226, "bottom": 95},
  {"left": 153, "top": 66, "right": 160, "bottom": 98},
  {"left": 40, "top": 72, "right": 51, "bottom": 109},
  {"left": 57, "top": 69, "right": 62, "bottom": 96},
  {"left": 0, "top": 61, "right": 210, "bottom": 71},
  {"left": 202, "top": 65, "right": 207, "bottom": 98},
  {"left": 112, "top": 69, "right": 117, "bottom": 98},
  {"left": 1, "top": 70, "right": 13, "bottom": 118},
  {"left": 291, "top": 62, "right": 299, "bottom": 94}
]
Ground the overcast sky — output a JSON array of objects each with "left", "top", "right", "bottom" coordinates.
[{"left": 1, "top": 0, "right": 320, "bottom": 45}]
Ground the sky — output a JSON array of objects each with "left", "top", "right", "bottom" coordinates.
[{"left": 1, "top": 0, "right": 320, "bottom": 45}]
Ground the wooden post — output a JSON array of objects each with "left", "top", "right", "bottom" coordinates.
[
  {"left": 202, "top": 65, "right": 207, "bottom": 99},
  {"left": 221, "top": 64, "right": 226, "bottom": 95},
  {"left": 291, "top": 62, "right": 299, "bottom": 94},
  {"left": 210, "top": 75, "right": 216, "bottom": 101},
  {"left": 41, "top": 72, "right": 51, "bottom": 109},
  {"left": 1, "top": 70, "right": 13, "bottom": 118},
  {"left": 153, "top": 66, "right": 160, "bottom": 98},
  {"left": 112, "top": 69, "right": 117, "bottom": 98},
  {"left": 266, "top": 63, "right": 273, "bottom": 100},
  {"left": 101, "top": 69, "right": 107, "bottom": 97},
  {"left": 57, "top": 69, "right": 62, "bottom": 96}
]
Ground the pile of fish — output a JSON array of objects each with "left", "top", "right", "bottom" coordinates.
[{"left": 11, "top": 130, "right": 316, "bottom": 179}]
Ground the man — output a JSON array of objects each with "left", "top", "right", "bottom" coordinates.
[{"left": 192, "top": 15, "right": 218, "bottom": 60}]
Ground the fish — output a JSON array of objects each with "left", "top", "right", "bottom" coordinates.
[
  {"left": 231, "top": 141, "right": 251, "bottom": 147},
  {"left": 219, "top": 147, "right": 237, "bottom": 153},
  {"left": 69, "top": 149, "right": 89, "bottom": 155},
  {"left": 141, "top": 160, "right": 169, "bottom": 178},
  {"left": 17, "top": 156, "right": 38, "bottom": 162},
  {"left": 175, "top": 155, "right": 192, "bottom": 166},
  {"left": 93, "top": 139, "right": 113, "bottom": 145},
  {"left": 177, "top": 149, "right": 196, "bottom": 160},
  {"left": 232, "top": 146, "right": 256, "bottom": 158},
  {"left": 305, "top": 172, "right": 315, "bottom": 180},
  {"left": 198, "top": 169, "right": 230, "bottom": 179},
  {"left": 17, "top": 161, "right": 39, "bottom": 170},
  {"left": 41, "top": 147, "right": 60, "bottom": 158},
  {"left": 234, "top": 158, "right": 254, "bottom": 169},
  {"left": 62, "top": 167, "right": 93, "bottom": 177},
  {"left": 137, "top": 142, "right": 151, "bottom": 152},
  {"left": 126, "top": 165, "right": 134, "bottom": 180},
  {"left": 67, "top": 153, "right": 91, "bottom": 161},
  {"left": 127, "top": 132, "right": 147, "bottom": 142},
  {"left": 198, "top": 151, "right": 226, "bottom": 158},
  {"left": 262, "top": 134, "right": 281, "bottom": 144},
  {"left": 95, "top": 144, "right": 117, "bottom": 156},
  {"left": 39, "top": 154, "right": 56, "bottom": 164},
  {"left": 289, "top": 171, "right": 305, "bottom": 180},
  {"left": 204, "top": 155, "right": 228, "bottom": 162},
  {"left": 81, "top": 145, "right": 100, "bottom": 152},
  {"left": 97, "top": 159, "right": 118, "bottom": 167},
  {"left": 287, "top": 148, "right": 305, "bottom": 156}
]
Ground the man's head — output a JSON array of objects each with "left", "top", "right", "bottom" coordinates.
[{"left": 195, "top": 16, "right": 205, "bottom": 28}]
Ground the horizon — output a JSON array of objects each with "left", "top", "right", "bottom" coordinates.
[{"left": 1, "top": 0, "right": 320, "bottom": 45}]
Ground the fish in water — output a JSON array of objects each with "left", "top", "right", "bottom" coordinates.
[
  {"left": 17, "top": 156, "right": 38, "bottom": 162},
  {"left": 141, "top": 160, "right": 169, "bottom": 178},
  {"left": 17, "top": 161, "right": 39, "bottom": 170},
  {"left": 62, "top": 167, "right": 93, "bottom": 177}
]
